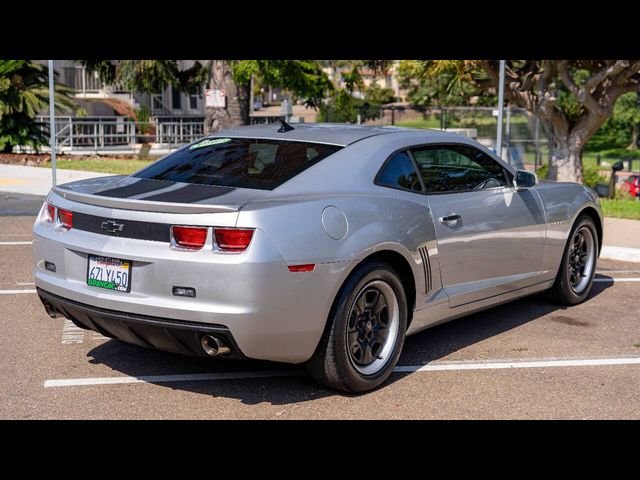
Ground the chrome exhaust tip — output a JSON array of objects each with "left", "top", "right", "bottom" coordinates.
[
  {"left": 43, "top": 300, "right": 61, "bottom": 318},
  {"left": 200, "top": 335, "right": 231, "bottom": 357}
]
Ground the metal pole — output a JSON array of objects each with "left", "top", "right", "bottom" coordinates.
[
  {"left": 496, "top": 60, "right": 506, "bottom": 159},
  {"left": 48, "top": 60, "right": 57, "bottom": 187},
  {"left": 249, "top": 74, "right": 255, "bottom": 116},
  {"left": 534, "top": 115, "right": 540, "bottom": 172},
  {"left": 505, "top": 106, "right": 511, "bottom": 164}
]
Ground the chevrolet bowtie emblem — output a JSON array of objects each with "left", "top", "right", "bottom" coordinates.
[{"left": 101, "top": 220, "right": 125, "bottom": 233}]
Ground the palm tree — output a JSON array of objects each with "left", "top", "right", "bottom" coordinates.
[{"left": 0, "top": 60, "right": 75, "bottom": 153}]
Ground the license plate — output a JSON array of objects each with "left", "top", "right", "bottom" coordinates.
[{"left": 87, "top": 255, "right": 132, "bottom": 292}]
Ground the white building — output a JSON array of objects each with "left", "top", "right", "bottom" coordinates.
[
  {"left": 321, "top": 61, "right": 407, "bottom": 102},
  {"left": 37, "top": 60, "right": 206, "bottom": 118}
]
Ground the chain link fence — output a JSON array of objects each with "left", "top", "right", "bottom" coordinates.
[
  {"left": 20, "top": 110, "right": 640, "bottom": 174},
  {"left": 365, "top": 106, "right": 550, "bottom": 171},
  {"left": 369, "top": 106, "right": 639, "bottom": 174}
]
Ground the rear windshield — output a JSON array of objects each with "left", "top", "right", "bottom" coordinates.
[{"left": 134, "top": 137, "right": 342, "bottom": 190}]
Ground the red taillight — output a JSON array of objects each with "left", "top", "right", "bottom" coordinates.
[
  {"left": 288, "top": 264, "right": 316, "bottom": 272},
  {"left": 172, "top": 226, "right": 208, "bottom": 250},
  {"left": 214, "top": 228, "right": 254, "bottom": 253},
  {"left": 46, "top": 203, "right": 55, "bottom": 222},
  {"left": 58, "top": 208, "right": 73, "bottom": 229}
]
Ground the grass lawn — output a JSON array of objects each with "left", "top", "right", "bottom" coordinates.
[
  {"left": 395, "top": 118, "right": 441, "bottom": 129},
  {"left": 600, "top": 197, "right": 640, "bottom": 220},
  {"left": 38, "top": 157, "right": 156, "bottom": 175}
]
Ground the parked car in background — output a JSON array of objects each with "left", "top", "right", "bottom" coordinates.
[
  {"left": 621, "top": 174, "right": 640, "bottom": 198},
  {"left": 34, "top": 124, "right": 603, "bottom": 393}
]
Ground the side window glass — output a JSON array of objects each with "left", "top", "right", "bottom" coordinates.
[
  {"left": 411, "top": 145, "right": 508, "bottom": 193},
  {"left": 376, "top": 151, "right": 422, "bottom": 192}
]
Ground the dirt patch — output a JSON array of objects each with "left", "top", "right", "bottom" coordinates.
[
  {"left": 550, "top": 316, "right": 593, "bottom": 327},
  {"left": 0, "top": 153, "right": 52, "bottom": 167}
]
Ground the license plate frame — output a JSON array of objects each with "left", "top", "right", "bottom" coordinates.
[{"left": 86, "top": 254, "right": 132, "bottom": 293}]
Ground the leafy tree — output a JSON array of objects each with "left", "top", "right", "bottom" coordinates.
[
  {"left": 610, "top": 92, "right": 640, "bottom": 149},
  {"left": 399, "top": 60, "right": 499, "bottom": 107},
  {"left": 207, "top": 60, "right": 333, "bottom": 131},
  {"left": 398, "top": 60, "right": 482, "bottom": 107},
  {"left": 405, "top": 60, "right": 640, "bottom": 182},
  {"left": 317, "top": 90, "right": 382, "bottom": 123},
  {"left": 590, "top": 93, "right": 640, "bottom": 150},
  {"left": 316, "top": 61, "right": 395, "bottom": 124},
  {"left": 82, "top": 60, "right": 333, "bottom": 131},
  {"left": 364, "top": 84, "right": 396, "bottom": 105},
  {"left": 80, "top": 60, "right": 208, "bottom": 95},
  {"left": 0, "top": 60, "right": 75, "bottom": 153}
]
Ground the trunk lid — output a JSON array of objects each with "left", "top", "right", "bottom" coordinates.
[{"left": 53, "top": 175, "right": 271, "bottom": 214}]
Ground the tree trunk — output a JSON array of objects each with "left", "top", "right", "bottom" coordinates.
[
  {"left": 540, "top": 108, "right": 606, "bottom": 184},
  {"left": 547, "top": 136, "right": 584, "bottom": 183},
  {"left": 627, "top": 123, "right": 639, "bottom": 150},
  {"left": 204, "top": 60, "right": 250, "bottom": 133}
]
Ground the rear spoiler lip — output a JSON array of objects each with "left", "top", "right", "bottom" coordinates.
[{"left": 52, "top": 187, "right": 241, "bottom": 214}]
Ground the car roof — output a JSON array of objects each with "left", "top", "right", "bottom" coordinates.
[{"left": 206, "top": 122, "right": 452, "bottom": 146}]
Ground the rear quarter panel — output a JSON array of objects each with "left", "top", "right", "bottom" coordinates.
[
  {"left": 536, "top": 181, "right": 603, "bottom": 277},
  {"left": 236, "top": 190, "right": 436, "bottom": 317}
]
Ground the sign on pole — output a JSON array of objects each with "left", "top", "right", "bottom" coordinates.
[
  {"left": 205, "top": 89, "right": 226, "bottom": 108},
  {"left": 48, "top": 60, "right": 57, "bottom": 187}
]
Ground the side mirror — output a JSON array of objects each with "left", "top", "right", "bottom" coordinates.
[{"left": 513, "top": 169, "right": 538, "bottom": 191}]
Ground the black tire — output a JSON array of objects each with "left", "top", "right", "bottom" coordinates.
[
  {"left": 548, "top": 215, "right": 599, "bottom": 305},
  {"left": 306, "top": 261, "right": 408, "bottom": 393}
]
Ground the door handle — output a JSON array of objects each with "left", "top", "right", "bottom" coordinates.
[{"left": 439, "top": 214, "right": 461, "bottom": 223}]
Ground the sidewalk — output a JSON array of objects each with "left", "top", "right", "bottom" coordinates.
[
  {"left": 601, "top": 217, "right": 640, "bottom": 262},
  {"left": 0, "top": 163, "right": 114, "bottom": 197},
  {"left": 1, "top": 163, "right": 639, "bottom": 261}
]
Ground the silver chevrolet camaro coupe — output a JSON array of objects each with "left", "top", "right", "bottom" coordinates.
[{"left": 33, "top": 123, "right": 603, "bottom": 392}]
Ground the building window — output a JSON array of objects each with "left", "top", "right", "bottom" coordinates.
[
  {"left": 172, "top": 87, "right": 182, "bottom": 110},
  {"left": 189, "top": 94, "right": 198, "bottom": 110},
  {"left": 152, "top": 94, "right": 163, "bottom": 111}
]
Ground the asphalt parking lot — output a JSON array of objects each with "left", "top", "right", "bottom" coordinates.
[{"left": 1, "top": 214, "right": 639, "bottom": 419}]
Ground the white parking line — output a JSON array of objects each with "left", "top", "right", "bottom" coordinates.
[
  {"left": 45, "top": 370, "right": 305, "bottom": 387},
  {"left": 59, "top": 318, "right": 107, "bottom": 345},
  {"left": 0, "top": 289, "right": 36, "bottom": 295},
  {"left": 594, "top": 277, "right": 640, "bottom": 282},
  {"left": 43, "top": 356, "right": 640, "bottom": 388},
  {"left": 61, "top": 319, "right": 85, "bottom": 345},
  {"left": 0, "top": 241, "right": 33, "bottom": 245},
  {"left": 393, "top": 357, "right": 640, "bottom": 372},
  {"left": 597, "top": 270, "right": 640, "bottom": 274},
  {"left": 16, "top": 282, "right": 34, "bottom": 286}
]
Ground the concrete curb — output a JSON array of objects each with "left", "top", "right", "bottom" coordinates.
[{"left": 601, "top": 245, "right": 640, "bottom": 263}]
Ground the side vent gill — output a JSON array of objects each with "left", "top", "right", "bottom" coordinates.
[{"left": 418, "top": 246, "right": 432, "bottom": 293}]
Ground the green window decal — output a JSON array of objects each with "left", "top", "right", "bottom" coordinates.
[{"left": 189, "top": 138, "right": 232, "bottom": 150}]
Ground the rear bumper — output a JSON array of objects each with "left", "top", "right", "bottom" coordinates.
[
  {"left": 33, "top": 201, "right": 354, "bottom": 363},
  {"left": 38, "top": 288, "right": 245, "bottom": 358}
]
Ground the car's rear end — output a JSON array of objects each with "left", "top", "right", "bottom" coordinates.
[{"left": 33, "top": 134, "right": 350, "bottom": 363}]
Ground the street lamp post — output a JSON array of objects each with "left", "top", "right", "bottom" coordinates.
[
  {"left": 496, "top": 60, "right": 506, "bottom": 160},
  {"left": 48, "top": 60, "right": 57, "bottom": 187}
]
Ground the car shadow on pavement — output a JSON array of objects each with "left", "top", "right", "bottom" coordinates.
[
  {"left": 400, "top": 279, "right": 612, "bottom": 365},
  {"left": 85, "top": 278, "right": 613, "bottom": 405}
]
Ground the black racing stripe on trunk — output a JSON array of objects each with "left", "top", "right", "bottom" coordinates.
[
  {"left": 73, "top": 212, "right": 171, "bottom": 242},
  {"left": 141, "top": 184, "right": 235, "bottom": 203},
  {"left": 95, "top": 179, "right": 175, "bottom": 198}
]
